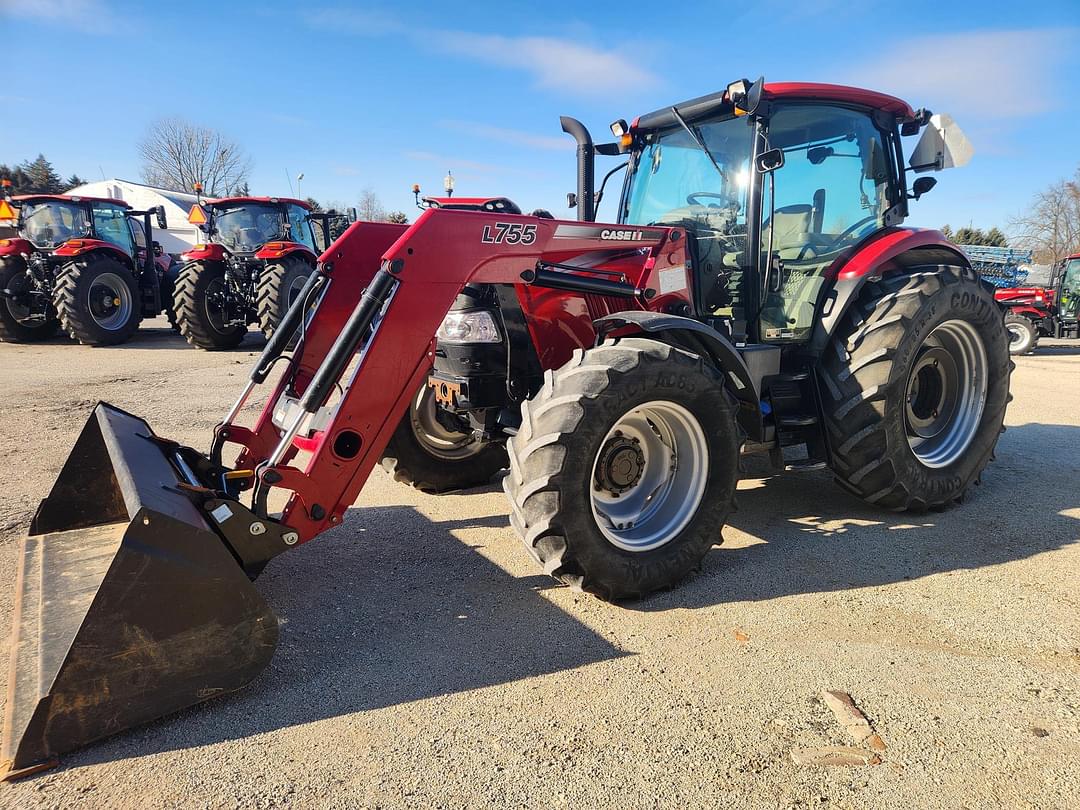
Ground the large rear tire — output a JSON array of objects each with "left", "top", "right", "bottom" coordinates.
[
  {"left": 173, "top": 261, "right": 247, "bottom": 350},
  {"left": 820, "top": 267, "right": 1011, "bottom": 511},
  {"left": 0, "top": 256, "right": 60, "bottom": 343},
  {"left": 380, "top": 384, "right": 508, "bottom": 493},
  {"left": 1003, "top": 310, "right": 1038, "bottom": 355},
  {"left": 504, "top": 338, "right": 741, "bottom": 601},
  {"left": 54, "top": 255, "right": 140, "bottom": 346},
  {"left": 256, "top": 256, "right": 315, "bottom": 339}
]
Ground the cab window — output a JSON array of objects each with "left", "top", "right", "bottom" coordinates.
[
  {"left": 759, "top": 104, "right": 895, "bottom": 342},
  {"left": 92, "top": 203, "right": 135, "bottom": 255},
  {"left": 287, "top": 205, "right": 316, "bottom": 251}
]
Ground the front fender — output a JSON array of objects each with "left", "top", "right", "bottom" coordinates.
[
  {"left": 52, "top": 239, "right": 133, "bottom": 265},
  {"left": 594, "top": 311, "right": 764, "bottom": 441},
  {"left": 181, "top": 243, "right": 227, "bottom": 262},
  {"left": 254, "top": 242, "right": 316, "bottom": 262},
  {"left": 0, "top": 238, "right": 33, "bottom": 257}
]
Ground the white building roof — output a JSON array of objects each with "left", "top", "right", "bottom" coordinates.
[{"left": 65, "top": 178, "right": 200, "bottom": 254}]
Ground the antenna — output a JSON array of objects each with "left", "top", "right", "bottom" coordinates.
[
  {"left": 99, "top": 165, "right": 106, "bottom": 181},
  {"left": 286, "top": 168, "right": 294, "bottom": 196}
]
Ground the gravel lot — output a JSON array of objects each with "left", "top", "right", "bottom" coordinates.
[{"left": 0, "top": 319, "right": 1077, "bottom": 809}]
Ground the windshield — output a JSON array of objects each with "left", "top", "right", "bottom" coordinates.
[
  {"left": 20, "top": 201, "right": 90, "bottom": 249},
  {"left": 624, "top": 115, "right": 754, "bottom": 227},
  {"left": 1062, "top": 259, "right": 1080, "bottom": 319},
  {"left": 210, "top": 203, "right": 284, "bottom": 251}
]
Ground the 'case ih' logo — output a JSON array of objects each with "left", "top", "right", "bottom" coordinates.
[{"left": 600, "top": 229, "right": 644, "bottom": 240}]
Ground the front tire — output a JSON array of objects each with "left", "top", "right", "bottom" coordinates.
[
  {"left": 504, "top": 338, "right": 741, "bottom": 601},
  {"left": 173, "top": 261, "right": 247, "bottom": 350},
  {"left": 53, "top": 255, "right": 140, "bottom": 345},
  {"left": 380, "top": 384, "right": 508, "bottom": 492},
  {"left": 256, "top": 256, "right": 314, "bottom": 339},
  {"left": 820, "top": 267, "right": 1011, "bottom": 510},
  {"left": 1003, "top": 311, "right": 1038, "bottom": 355},
  {"left": 0, "top": 256, "right": 60, "bottom": 342}
]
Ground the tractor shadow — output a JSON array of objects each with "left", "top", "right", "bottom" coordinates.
[
  {"left": 69, "top": 505, "right": 624, "bottom": 770},
  {"left": 629, "top": 421, "right": 1080, "bottom": 612}
]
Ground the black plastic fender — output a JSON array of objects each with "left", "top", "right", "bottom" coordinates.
[{"left": 594, "top": 311, "right": 763, "bottom": 440}]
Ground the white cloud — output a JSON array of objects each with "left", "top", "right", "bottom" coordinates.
[
  {"left": 430, "top": 31, "right": 658, "bottom": 95},
  {"left": 306, "top": 10, "right": 658, "bottom": 96},
  {"left": 440, "top": 120, "right": 571, "bottom": 151},
  {"left": 844, "top": 29, "right": 1076, "bottom": 119},
  {"left": 0, "top": 0, "right": 128, "bottom": 34}
]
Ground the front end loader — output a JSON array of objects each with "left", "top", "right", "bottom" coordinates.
[{"left": 3, "top": 79, "right": 1011, "bottom": 778}]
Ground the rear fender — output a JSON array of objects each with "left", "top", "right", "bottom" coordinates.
[
  {"left": 52, "top": 239, "right": 133, "bottom": 267},
  {"left": 0, "top": 237, "right": 33, "bottom": 257},
  {"left": 1002, "top": 304, "right": 1046, "bottom": 320},
  {"left": 181, "top": 243, "right": 227, "bottom": 262},
  {"left": 594, "top": 311, "right": 763, "bottom": 441},
  {"left": 254, "top": 242, "right": 316, "bottom": 262},
  {"left": 809, "top": 228, "right": 971, "bottom": 356}
]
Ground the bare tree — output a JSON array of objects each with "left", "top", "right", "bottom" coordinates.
[
  {"left": 356, "top": 188, "right": 385, "bottom": 222},
  {"left": 1011, "top": 165, "right": 1080, "bottom": 264},
  {"left": 138, "top": 118, "right": 252, "bottom": 196}
]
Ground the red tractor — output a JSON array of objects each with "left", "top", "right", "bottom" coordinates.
[
  {"left": 995, "top": 252, "right": 1080, "bottom": 354},
  {"left": 0, "top": 190, "right": 170, "bottom": 345},
  {"left": 2, "top": 79, "right": 1012, "bottom": 778},
  {"left": 174, "top": 195, "right": 334, "bottom": 349}
]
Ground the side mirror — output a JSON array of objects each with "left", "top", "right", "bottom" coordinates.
[
  {"left": 911, "top": 176, "right": 937, "bottom": 200},
  {"left": 567, "top": 192, "right": 578, "bottom": 209},
  {"left": 347, "top": 207, "right": 357, "bottom": 223},
  {"left": 757, "top": 148, "right": 785, "bottom": 173},
  {"left": 908, "top": 113, "right": 973, "bottom": 173},
  {"left": 152, "top": 241, "right": 163, "bottom": 256},
  {"left": 154, "top": 206, "right": 167, "bottom": 229},
  {"left": 731, "top": 76, "right": 765, "bottom": 116}
]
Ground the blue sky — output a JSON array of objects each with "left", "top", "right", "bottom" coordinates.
[{"left": 3, "top": 0, "right": 1078, "bottom": 232}]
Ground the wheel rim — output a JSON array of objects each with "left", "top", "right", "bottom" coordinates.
[
  {"left": 590, "top": 400, "right": 709, "bottom": 552},
  {"left": 904, "top": 319, "right": 988, "bottom": 469},
  {"left": 87, "top": 272, "right": 132, "bottom": 331},
  {"left": 408, "top": 385, "right": 487, "bottom": 461},
  {"left": 1005, "top": 322, "right": 1028, "bottom": 350}
]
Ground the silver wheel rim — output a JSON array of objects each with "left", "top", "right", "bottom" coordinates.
[
  {"left": 904, "top": 319, "right": 988, "bottom": 469},
  {"left": 286, "top": 273, "right": 308, "bottom": 308},
  {"left": 1005, "top": 322, "right": 1028, "bottom": 351},
  {"left": 409, "top": 385, "right": 486, "bottom": 461},
  {"left": 590, "top": 400, "right": 709, "bottom": 552},
  {"left": 87, "top": 272, "right": 132, "bottom": 331}
]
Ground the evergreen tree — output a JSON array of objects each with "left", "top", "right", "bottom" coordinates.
[{"left": 19, "top": 154, "right": 62, "bottom": 193}]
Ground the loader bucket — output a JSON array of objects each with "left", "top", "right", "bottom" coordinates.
[{"left": 1, "top": 403, "right": 278, "bottom": 779}]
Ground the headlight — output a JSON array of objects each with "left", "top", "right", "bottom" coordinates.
[{"left": 436, "top": 310, "right": 501, "bottom": 343}]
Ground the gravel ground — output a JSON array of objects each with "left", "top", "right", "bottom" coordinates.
[{"left": 0, "top": 319, "right": 1076, "bottom": 809}]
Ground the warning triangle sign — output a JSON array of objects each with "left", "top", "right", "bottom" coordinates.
[
  {"left": 187, "top": 204, "right": 207, "bottom": 225},
  {"left": 0, "top": 199, "right": 16, "bottom": 221}
]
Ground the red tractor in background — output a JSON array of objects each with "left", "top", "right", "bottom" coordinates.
[
  {"left": 2, "top": 79, "right": 1014, "bottom": 778},
  {"left": 0, "top": 186, "right": 170, "bottom": 345},
  {"left": 175, "top": 195, "right": 335, "bottom": 349},
  {"left": 995, "top": 253, "right": 1080, "bottom": 354}
]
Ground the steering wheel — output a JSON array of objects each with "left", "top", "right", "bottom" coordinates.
[
  {"left": 821, "top": 215, "right": 877, "bottom": 252},
  {"left": 686, "top": 192, "right": 730, "bottom": 207}
]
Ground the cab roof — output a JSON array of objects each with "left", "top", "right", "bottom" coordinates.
[
  {"left": 12, "top": 193, "right": 130, "bottom": 208},
  {"left": 635, "top": 82, "right": 915, "bottom": 130},
  {"left": 205, "top": 196, "right": 311, "bottom": 209}
]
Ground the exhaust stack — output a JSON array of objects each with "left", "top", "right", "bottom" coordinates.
[{"left": 560, "top": 116, "right": 595, "bottom": 222}]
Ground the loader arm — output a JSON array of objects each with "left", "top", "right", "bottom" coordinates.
[{"left": 231, "top": 208, "right": 689, "bottom": 544}]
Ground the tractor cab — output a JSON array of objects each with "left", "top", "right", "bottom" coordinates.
[
  {"left": 569, "top": 80, "right": 970, "bottom": 347},
  {"left": 1054, "top": 254, "right": 1080, "bottom": 334},
  {"left": 189, "top": 197, "right": 321, "bottom": 257}
]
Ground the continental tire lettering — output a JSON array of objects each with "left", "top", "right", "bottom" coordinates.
[{"left": 482, "top": 223, "right": 537, "bottom": 245}]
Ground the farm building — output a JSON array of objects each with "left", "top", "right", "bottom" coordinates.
[{"left": 65, "top": 178, "right": 199, "bottom": 254}]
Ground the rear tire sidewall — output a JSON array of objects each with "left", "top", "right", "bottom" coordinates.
[
  {"left": 877, "top": 273, "right": 1009, "bottom": 504},
  {"left": 56, "top": 256, "right": 140, "bottom": 346},
  {"left": 551, "top": 344, "right": 740, "bottom": 598}
]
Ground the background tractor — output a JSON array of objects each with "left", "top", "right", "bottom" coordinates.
[
  {"left": 174, "top": 195, "right": 334, "bottom": 349},
  {"left": 2, "top": 79, "right": 1012, "bottom": 777},
  {"left": 995, "top": 252, "right": 1080, "bottom": 354},
  {"left": 0, "top": 189, "right": 170, "bottom": 345}
]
